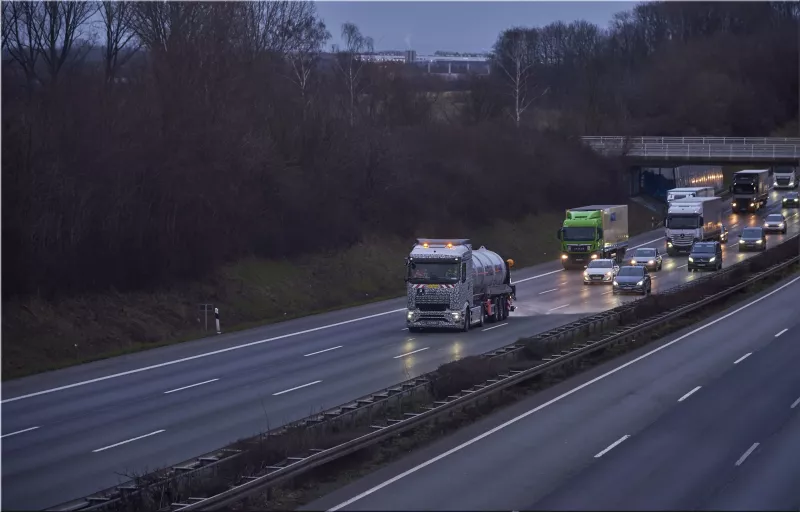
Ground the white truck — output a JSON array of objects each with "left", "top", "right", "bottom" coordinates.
[
  {"left": 666, "top": 186, "right": 716, "bottom": 204},
  {"left": 773, "top": 166, "right": 798, "bottom": 189},
  {"left": 405, "top": 239, "right": 516, "bottom": 332},
  {"left": 665, "top": 196, "right": 724, "bottom": 255}
]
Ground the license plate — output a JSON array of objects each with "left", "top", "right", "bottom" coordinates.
[
  {"left": 426, "top": 284, "right": 440, "bottom": 289},
  {"left": 574, "top": 258, "right": 584, "bottom": 261}
]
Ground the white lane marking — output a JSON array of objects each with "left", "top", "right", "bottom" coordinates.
[
  {"left": 393, "top": 347, "right": 429, "bottom": 359},
  {"left": 304, "top": 346, "right": 343, "bottom": 357},
  {"left": 1, "top": 426, "right": 41, "bottom": 439},
  {"left": 539, "top": 288, "right": 558, "bottom": 295},
  {"left": 774, "top": 328, "right": 788, "bottom": 338},
  {"left": 733, "top": 353, "right": 752, "bottom": 365},
  {"left": 272, "top": 380, "right": 322, "bottom": 396},
  {"left": 677, "top": 264, "right": 688, "bottom": 268},
  {"left": 547, "top": 304, "right": 570, "bottom": 313},
  {"left": 2, "top": 260, "right": 597, "bottom": 404},
  {"left": 728, "top": 243, "right": 738, "bottom": 247},
  {"left": 602, "top": 290, "right": 614, "bottom": 295},
  {"left": 512, "top": 268, "right": 563, "bottom": 283},
  {"left": 401, "top": 328, "right": 408, "bottom": 331},
  {"left": 735, "top": 442, "right": 760, "bottom": 466},
  {"left": 482, "top": 323, "right": 508, "bottom": 332},
  {"left": 325, "top": 275, "right": 800, "bottom": 512},
  {"left": 594, "top": 434, "right": 630, "bottom": 458},
  {"left": 92, "top": 430, "right": 165, "bottom": 453},
  {"left": 678, "top": 386, "right": 702, "bottom": 402},
  {"left": 630, "top": 237, "right": 665, "bottom": 250},
  {"left": 791, "top": 397, "right": 800, "bottom": 409},
  {"left": 163, "top": 378, "right": 219, "bottom": 394},
  {"left": 2, "top": 307, "right": 411, "bottom": 404}
]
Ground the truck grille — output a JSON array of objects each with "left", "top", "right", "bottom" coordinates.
[
  {"left": 567, "top": 245, "right": 589, "bottom": 252},
  {"left": 417, "top": 303, "right": 449, "bottom": 312},
  {"left": 777, "top": 178, "right": 790, "bottom": 185}
]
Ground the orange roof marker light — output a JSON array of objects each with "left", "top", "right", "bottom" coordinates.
[
  {"left": 446, "top": 242, "right": 453, "bottom": 249},
  {"left": 422, "top": 242, "right": 429, "bottom": 248}
]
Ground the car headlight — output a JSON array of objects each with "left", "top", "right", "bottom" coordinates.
[
  {"left": 605, "top": 271, "right": 612, "bottom": 277},
  {"left": 648, "top": 260, "right": 654, "bottom": 264},
  {"left": 688, "top": 256, "right": 694, "bottom": 262},
  {"left": 709, "top": 257, "right": 715, "bottom": 263},
  {"left": 732, "top": 202, "right": 737, "bottom": 207},
  {"left": 631, "top": 260, "right": 637, "bottom": 265},
  {"left": 667, "top": 241, "right": 673, "bottom": 247},
  {"left": 613, "top": 281, "right": 619, "bottom": 286},
  {"left": 784, "top": 198, "right": 788, "bottom": 201},
  {"left": 584, "top": 271, "right": 589, "bottom": 277},
  {"left": 590, "top": 254, "right": 598, "bottom": 259},
  {"left": 739, "top": 239, "right": 744, "bottom": 243},
  {"left": 636, "top": 280, "right": 644, "bottom": 286},
  {"left": 779, "top": 222, "right": 784, "bottom": 227},
  {"left": 756, "top": 240, "right": 763, "bottom": 244}
]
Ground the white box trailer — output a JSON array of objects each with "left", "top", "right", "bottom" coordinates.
[
  {"left": 665, "top": 196, "right": 724, "bottom": 255},
  {"left": 666, "top": 187, "right": 716, "bottom": 204}
]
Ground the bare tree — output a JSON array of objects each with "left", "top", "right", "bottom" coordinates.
[
  {"left": 285, "top": 15, "right": 330, "bottom": 119},
  {"left": 239, "top": 0, "right": 327, "bottom": 59},
  {"left": 99, "top": 1, "right": 140, "bottom": 84},
  {"left": 495, "top": 29, "right": 547, "bottom": 128},
  {"left": 31, "top": 1, "right": 98, "bottom": 84},
  {"left": 335, "top": 22, "right": 374, "bottom": 127},
  {"left": 2, "top": 1, "right": 42, "bottom": 86}
]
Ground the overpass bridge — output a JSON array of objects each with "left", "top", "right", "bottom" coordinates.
[
  {"left": 581, "top": 136, "right": 799, "bottom": 200},
  {"left": 582, "top": 136, "right": 800, "bottom": 165}
]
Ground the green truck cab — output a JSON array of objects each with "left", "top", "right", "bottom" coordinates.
[{"left": 557, "top": 205, "right": 629, "bottom": 270}]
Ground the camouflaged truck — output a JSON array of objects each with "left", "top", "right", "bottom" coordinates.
[{"left": 405, "top": 239, "right": 516, "bottom": 332}]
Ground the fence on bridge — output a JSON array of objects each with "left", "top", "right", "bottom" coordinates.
[{"left": 582, "top": 136, "right": 800, "bottom": 163}]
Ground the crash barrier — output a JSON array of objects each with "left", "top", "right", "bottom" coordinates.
[{"left": 56, "top": 235, "right": 799, "bottom": 512}]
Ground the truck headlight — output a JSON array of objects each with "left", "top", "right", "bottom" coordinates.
[
  {"left": 407, "top": 310, "right": 415, "bottom": 320},
  {"left": 756, "top": 240, "right": 763, "bottom": 244},
  {"left": 561, "top": 254, "right": 568, "bottom": 260},
  {"left": 688, "top": 256, "right": 694, "bottom": 262},
  {"left": 739, "top": 239, "right": 744, "bottom": 243},
  {"left": 452, "top": 312, "right": 460, "bottom": 321},
  {"left": 631, "top": 259, "right": 637, "bottom": 265},
  {"left": 648, "top": 260, "right": 654, "bottom": 264},
  {"left": 750, "top": 203, "right": 755, "bottom": 207},
  {"left": 590, "top": 254, "right": 598, "bottom": 259},
  {"left": 709, "top": 257, "right": 715, "bottom": 263}
]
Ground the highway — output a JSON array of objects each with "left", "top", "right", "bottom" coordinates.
[
  {"left": 305, "top": 274, "right": 800, "bottom": 512},
  {"left": 2, "top": 190, "right": 798, "bottom": 510}
]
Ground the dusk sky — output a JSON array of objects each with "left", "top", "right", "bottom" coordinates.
[{"left": 315, "top": 1, "right": 638, "bottom": 54}]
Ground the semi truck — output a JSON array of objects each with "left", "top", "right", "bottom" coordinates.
[
  {"left": 405, "top": 239, "right": 516, "bottom": 332},
  {"left": 731, "top": 169, "right": 770, "bottom": 213},
  {"left": 557, "top": 205, "right": 629, "bottom": 270},
  {"left": 773, "top": 166, "right": 798, "bottom": 189},
  {"left": 665, "top": 196, "right": 724, "bottom": 255},
  {"left": 666, "top": 186, "right": 716, "bottom": 204}
]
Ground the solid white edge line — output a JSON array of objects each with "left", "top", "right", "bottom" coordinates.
[
  {"left": 735, "top": 442, "right": 760, "bottom": 466},
  {"left": 393, "top": 347, "right": 429, "bottom": 359},
  {"left": 0, "top": 231, "right": 673, "bottom": 405},
  {"left": 92, "top": 430, "right": 165, "bottom": 453},
  {"left": 774, "top": 328, "right": 788, "bottom": 337},
  {"left": 594, "top": 434, "right": 631, "bottom": 458},
  {"left": 482, "top": 323, "right": 508, "bottom": 332},
  {"left": 791, "top": 397, "right": 800, "bottom": 409},
  {"left": 272, "top": 380, "right": 322, "bottom": 396},
  {"left": 304, "top": 346, "right": 344, "bottom": 357},
  {"left": 325, "top": 275, "right": 800, "bottom": 512},
  {"left": 1, "top": 426, "right": 41, "bottom": 439},
  {"left": 547, "top": 304, "right": 570, "bottom": 313},
  {"left": 733, "top": 352, "right": 752, "bottom": 365},
  {"left": 163, "top": 378, "right": 219, "bottom": 394},
  {"left": 678, "top": 386, "right": 702, "bottom": 402}
]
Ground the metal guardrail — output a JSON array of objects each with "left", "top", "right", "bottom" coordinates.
[
  {"left": 582, "top": 136, "right": 800, "bottom": 145},
  {"left": 173, "top": 237, "right": 800, "bottom": 511},
  {"left": 587, "top": 142, "right": 800, "bottom": 161}
]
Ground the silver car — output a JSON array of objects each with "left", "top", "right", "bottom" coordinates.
[
  {"left": 763, "top": 213, "right": 787, "bottom": 234},
  {"left": 583, "top": 258, "right": 619, "bottom": 285}
]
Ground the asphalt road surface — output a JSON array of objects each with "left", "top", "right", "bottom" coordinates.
[
  {"left": 305, "top": 274, "right": 800, "bottom": 512},
  {"left": 3, "top": 190, "right": 798, "bottom": 510}
]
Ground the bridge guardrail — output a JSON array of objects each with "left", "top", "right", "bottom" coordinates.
[
  {"left": 582, "top": 136, "right": 800, "bottom": 146},
  {"left": 587, "top": 142, "right": 800, "bottom": 160}
]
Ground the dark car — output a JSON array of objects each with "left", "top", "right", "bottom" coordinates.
[
  {"left": 612, "top": 265, "right": 651, "bottom": 295},
  {"left": 738, "top": 227, "right": 767, "bottom": 252},
  {"left": 783, "top": 191, "right": 800, "bottom": 208},
  {"left": 628, "top": 247, "right": 663, "bottom": 271},
  {"left": 688, "top": 241, "right": 722, "bottom": 272},
  {"left": 763, "top": 213, "right": 787, "bottom": 234},
  {"left": 720, "top": 224, "right": 729, "bottom": 242}
]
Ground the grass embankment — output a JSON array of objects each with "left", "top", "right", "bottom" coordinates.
[{"left": 2, "top": 202, "right": 655, "bottom": 380}]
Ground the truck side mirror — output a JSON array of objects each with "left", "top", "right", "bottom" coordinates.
[{"left": 556, "top": 228, "right": 562, "bottom": 239}]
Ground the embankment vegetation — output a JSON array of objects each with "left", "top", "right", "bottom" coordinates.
[{"left": 2, "top": 1, "right": 797, "bottom": 378}]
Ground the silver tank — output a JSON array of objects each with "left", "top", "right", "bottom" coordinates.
[{"left": 471, "top": 247, "right": 507, "bottom": 294}]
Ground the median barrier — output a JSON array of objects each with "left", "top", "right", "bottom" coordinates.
[{"left": 59, "top": 235, "right": 798, "bottom": 512}]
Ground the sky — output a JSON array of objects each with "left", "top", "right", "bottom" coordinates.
[{"left": 315, "top": 1, "right": 638, "bottom": 55}]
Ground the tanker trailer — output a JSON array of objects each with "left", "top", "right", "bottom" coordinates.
[{"left": 405, "top": 239, "right": 516, "bottom": 333}]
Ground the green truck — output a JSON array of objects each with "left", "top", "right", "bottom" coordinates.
[{"left": 557, "top": 205, "right": 629, "bottom": 270}]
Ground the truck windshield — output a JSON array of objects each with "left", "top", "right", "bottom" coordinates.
[
  {"left": 562, "top": 227, "right": 596, "bottom": 241},
  {"left": 733, "top": 183, "right": 755, "bottom": 194},
  {"left": 407, "top": 261, "right": 460, "bottom": 284},
  {"left": 667, "top": 214, "right": 700, "bottom": 229}
]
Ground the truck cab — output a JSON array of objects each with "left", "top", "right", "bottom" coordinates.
[
  {"left": 731, "top": 169, "right": 770, "bottom": 213},
  {"left": 558, "top": 205, "right": 628, "bottom": 270},
  {"left": 773, "top": 166, "right": 798, "bottom": 189}
]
